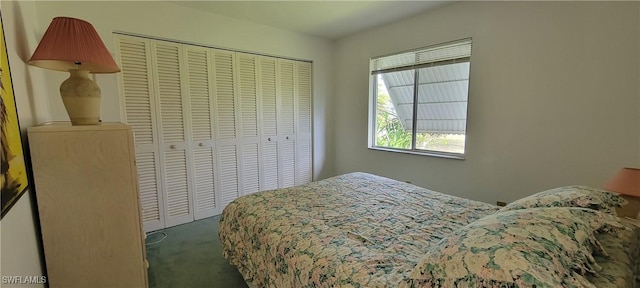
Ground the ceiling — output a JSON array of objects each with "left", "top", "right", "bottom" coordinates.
[{"left": 170, "top": 1, "right": 450, "bottom": 40}]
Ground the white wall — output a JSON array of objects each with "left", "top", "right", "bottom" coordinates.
[
  {"left": 1, "top": 1, "right": 336, "bottom": 286},
  {"left": 32, "top": 0, "right": 336, "bottom": 181},
  {"left": 334, "top": 1, "right": 640, "bottom": 204},
  {"left": 4, "top": 0, "right": 638, "bottom": 285},
  {"left": 1, "top": 1, "right": 49, "bottom": 287}
]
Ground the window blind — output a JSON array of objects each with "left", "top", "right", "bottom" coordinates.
[{"left": 371, "top": 38, "right": 472, "bottom": 75}]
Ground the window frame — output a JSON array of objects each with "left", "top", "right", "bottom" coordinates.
[{"left": 367, "top": 38, "right": 472, "bottom": 160}]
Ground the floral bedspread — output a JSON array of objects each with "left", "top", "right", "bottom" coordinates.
[
  {"left": 218, "top": 172, "right": 499, "bottom": 288},
  {"left": 588, "top": 218, "right": 640, "bottom": 288}
]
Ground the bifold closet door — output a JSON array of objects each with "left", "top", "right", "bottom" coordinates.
[
  {"left": 237, "top": 53, "right": 261, "bottom": 197},
  {"left": 295, "top": 61, "right": 313, "bottom": 185},
  {"left": 278, "top": 60, "right": 298, "bottom": 188},
  {"left": 185, "top": 46, "right": 218, "bottom": 220},
  {"left": 259, "top": 56, "right": 280, "bottom": 191},
  {"left": 117, "top": 34, "right": 313, "bottom": 230},
  {"left": 116, "top": 35, "right": 165, "bottom": 232},
  {"left": 118, "top": 35, "right": 197, "bottom": 231},
  {"left": 213, "top": 50, "right": 241, "bottom": 210},
  {"left": 150, "top": 41, "right": 194, "bottom": 228},
  {"left": 264, "top": 58, "right": 313, "bottom": 190}
]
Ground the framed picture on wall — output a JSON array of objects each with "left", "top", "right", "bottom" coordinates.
[{"left": 1, "top": 12, "right": 29, "bottom": 219}]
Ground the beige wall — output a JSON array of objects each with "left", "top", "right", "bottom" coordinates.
[
  {"left": 1, "top": 1, "right": 49, "bottom": 287},
  {"left": 3, "top": 0, "right": 639, "bottom": 285},
  {"left": 32, "top": 0, "right": 336, "bottom": 181},
  {"left": 1, "top": 1, "right": 335, "bottom": 286},
  {"left": 334, "top": 1, "right": 640, "bottom": 203}
]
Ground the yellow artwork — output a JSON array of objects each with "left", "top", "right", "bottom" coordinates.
[{"left": 1, "top": 13, "right": 29, "bottom": 218}]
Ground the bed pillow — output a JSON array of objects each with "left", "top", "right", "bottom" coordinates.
[
  {"left": 405, "top": 207, "right": 622, "bottom": 288},
  {"left": 498, "top": 185, "right": 626, "bottom": 215}
]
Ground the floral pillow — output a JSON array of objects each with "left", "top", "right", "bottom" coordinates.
[
  {"left": 405, "top": 207, "right": 622, "bottom": 288},
  {"left": 498, "top": 185, "right": 626, "bottom": 215}
]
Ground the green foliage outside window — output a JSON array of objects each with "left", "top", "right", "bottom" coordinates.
[
  {"left": 375, "top": 90, "right": 412, "bottom": 149},
  {"left": 375, "top": 78, "right": 454, "bottom": 151}
]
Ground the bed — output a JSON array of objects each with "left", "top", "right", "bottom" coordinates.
[{"left": 219, "top": 172, "right": 640, "bottom": 288}]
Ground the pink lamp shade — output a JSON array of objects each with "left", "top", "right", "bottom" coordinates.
[
  {"left": 29, "top": 17, "right": 120, "bottom": 73},
  {"left": 604, "top": 167, "right": 640, "bottom": 197}
]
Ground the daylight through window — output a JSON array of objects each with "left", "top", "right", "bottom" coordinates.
[{"left": 369, "top": 38, "right": 472, "bottom": 158}]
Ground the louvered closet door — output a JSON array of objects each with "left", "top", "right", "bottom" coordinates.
[
  {"left": 116, "top": 35, "right": 165, "bottom": 232},
  {"left": 295, "top": 61, "right": 313, "bottom": 185},
  {"left": 185, "top": 46, "right": 218, "bottom": 219},
  {"left": 118, "top": 34, "right": 314, "bottom": 228},
  {"left": 213, "top": 50, "right": 240, "bottom": 210},
  {"left": 151, "top": 41, "right": 194, "bottom": 228},
  {"left": 278, "top": 60, "right": 296, "bottom": 188},
  {"left": 259, "top": 56, "right": 279, "bottom": 191},
  {"left": 237, "top": 53, "right": 260, "bottom": 196}
]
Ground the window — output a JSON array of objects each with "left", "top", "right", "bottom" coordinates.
[{"left": 368, "top": 38, "right": 472, "bottom": 158}]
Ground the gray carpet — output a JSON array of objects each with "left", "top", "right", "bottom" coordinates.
[{"left": 145, "top": 215, "right": 249, "bottom": 288}]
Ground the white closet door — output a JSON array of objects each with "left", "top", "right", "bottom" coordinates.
[
  {"left": 117, "top": 34, "right": 314, "bottom": 226},
  {"left": 237, "top": 53, "right": 260, "bottom": 196},
  {"left": 278, "top": 60, "right": 296, "bottom": 188},
  {"left": 237, "top": 53, "right": 259, "bottom": 139},
  {"left": 280, "top": 139, "right": 296, "bottom": 188},
  {"left": 151, "top": 41, "right": 194, "bottom": 228},
  {"left": 186, "top": 46, "right": 218, "bottom": 219},
  {"left": 218, "top": 146, "right": 238, "bottom": 208},
  {"left": 214, "top": 50, "right": 237, "bottom": 140},
  {"left": 240, "top": 143, "right": 260, "bottom": 195},
  {"left": 261, "top": 141, "right": 279, "bottom": 190},
  {"left": 116, "top": 35, "right": 165, "bottom": 232},
  {"left": 279, "top": 60, "right": 295, "bottom": 136},
  {"left": 295, "top": 61, "right": 313, "bottom": 184},
  {"left": 259, "top": 56, "right": 279, "bottom": 191},
  {"left": 213, "top": 50, "right": 240, "bottom": 210},
  {"left": 295, "top": 139, "right": 312, "bottom": 184}
]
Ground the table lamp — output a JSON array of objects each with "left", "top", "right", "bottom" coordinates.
[
  {"left": 29, "top": 17, "right": 120, "bottom": 125},
  {"left": 604, "top": 167, "right": 640, "bottom": 218}
]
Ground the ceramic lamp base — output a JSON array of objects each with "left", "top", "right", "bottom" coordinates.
[{"left": 60, "top": 69, "right": 101, "bottom": 125}]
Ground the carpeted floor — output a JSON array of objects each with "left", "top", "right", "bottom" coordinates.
[{"left": 145, "top": 215, "right": 249, "bottom": 288}]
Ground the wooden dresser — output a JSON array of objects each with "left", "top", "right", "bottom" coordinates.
[
  {"left": 28, "top": 122, "right": 148, "bottom": 288},
  {"left": 617, "top": 195, "right": 640, "bottom": 219}
]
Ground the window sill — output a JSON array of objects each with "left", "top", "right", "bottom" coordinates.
[{"left": 368, "top": 146, "right": 465, "bottom": 160}]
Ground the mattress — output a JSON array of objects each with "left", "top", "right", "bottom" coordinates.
[
  {"left": 219, "top": 172, "right": 640, "bottom": 287},
  {"left": 589, "top": 218, "right": 640, "bottom": 288},
  {"left": 219, "top": 172, "right": 499, "bottom": 287}
]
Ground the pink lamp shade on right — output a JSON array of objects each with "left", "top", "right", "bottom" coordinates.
[{"left": 604, "top": 167, "right": 640, "bottom": 197}]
